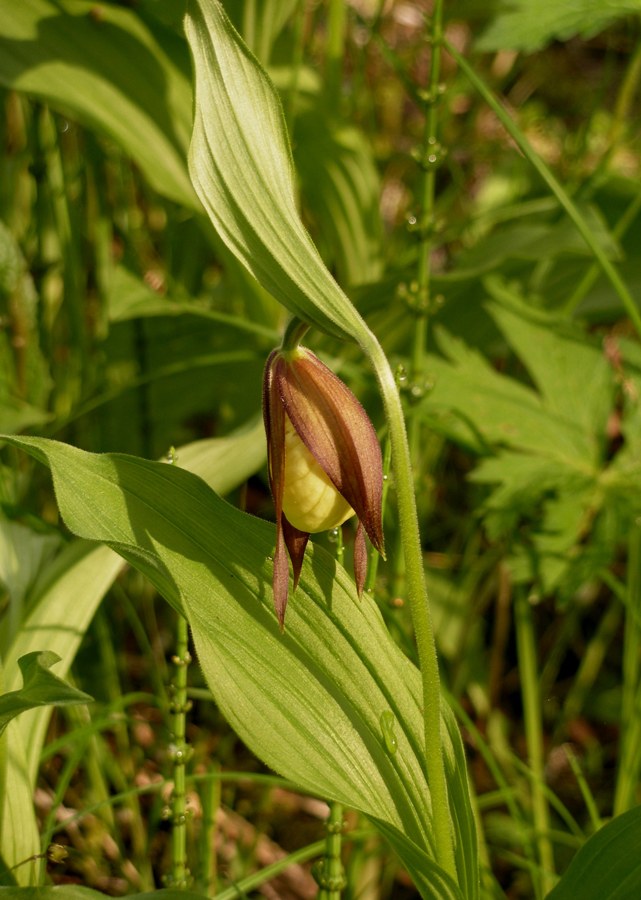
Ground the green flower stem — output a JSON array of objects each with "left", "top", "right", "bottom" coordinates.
[
  {"left": 166, "top": 612, "right": 192, "bottom": 889},
  {"left": 364, "top": 334, "right": 456, "bottom": 881},
  {"left": 444, "top": 38, "right": 641, "bottom": 342},
  {"left": 282, "top": 317, "right": 312, "bottom": 352},
  {"left": 513, "top": 588, "right": 553, "bottom": 898}
]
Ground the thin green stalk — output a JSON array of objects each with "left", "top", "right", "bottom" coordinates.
[
  {"left": 558, "top": 600, "right": 622, "bottom": 741},
  {"left": 564, "top": 747, "right": 602, "bottom": 834},
  {"left": 614, "top": 521, "right": 641, "bottom": 814},
  {"left": 562, "top": 189, "right": 641, "bottom": 315},
  {"left": 165, "top": 613, "right": 192, "bottom": 889},
  {"left": 513, "top": 588, "right": 554, "bottom": 897},
  {"left": 444, "top": 38, "right": 641, "bottom": 341}
]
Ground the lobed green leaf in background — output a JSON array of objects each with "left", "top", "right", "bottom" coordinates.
[
  {"left": 477, "top": 0, "right": 641, "bottom": 52},
  {"left": 416, "top": 290, "right": 641, "bottom": 600}
]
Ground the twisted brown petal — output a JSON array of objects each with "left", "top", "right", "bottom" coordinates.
[
  {"left": 263, "top": 351, "right": 295, "bottom": 627},
  {"left": 282, "top": 516, "right": 310, "bottom": 593}
]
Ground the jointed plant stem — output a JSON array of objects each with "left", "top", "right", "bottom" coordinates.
[
  {"left": 166, "top": 612, "right": 192, "bottom": 889},
  {"left": 316, "top": 802, "right": 346, "bottom": 900},
  {"left": 406, "top": 0, "right": 445, "bottom": 473},
  {"left": 411, "top": 0, "right": 443, "bottom": 383}
]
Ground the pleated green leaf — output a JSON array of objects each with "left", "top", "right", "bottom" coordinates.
[
  {"left": 1, "top": 434, "right": 475, "bottom": 899},
  {"left": 185, "top": 0, "right": 371, "bottom": 343}
]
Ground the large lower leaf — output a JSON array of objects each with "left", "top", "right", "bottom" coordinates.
[{"left": 0, "top": 435, "right": 477, "bottom": 898}]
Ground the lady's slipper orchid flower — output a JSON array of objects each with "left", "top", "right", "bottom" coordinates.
[{"left": 263, "top": 345, "right": 385, "bottom": 627}]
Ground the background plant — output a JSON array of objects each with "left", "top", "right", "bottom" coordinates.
[{"left": 2, "top": 1, "right": 641, "bottom": 898}]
